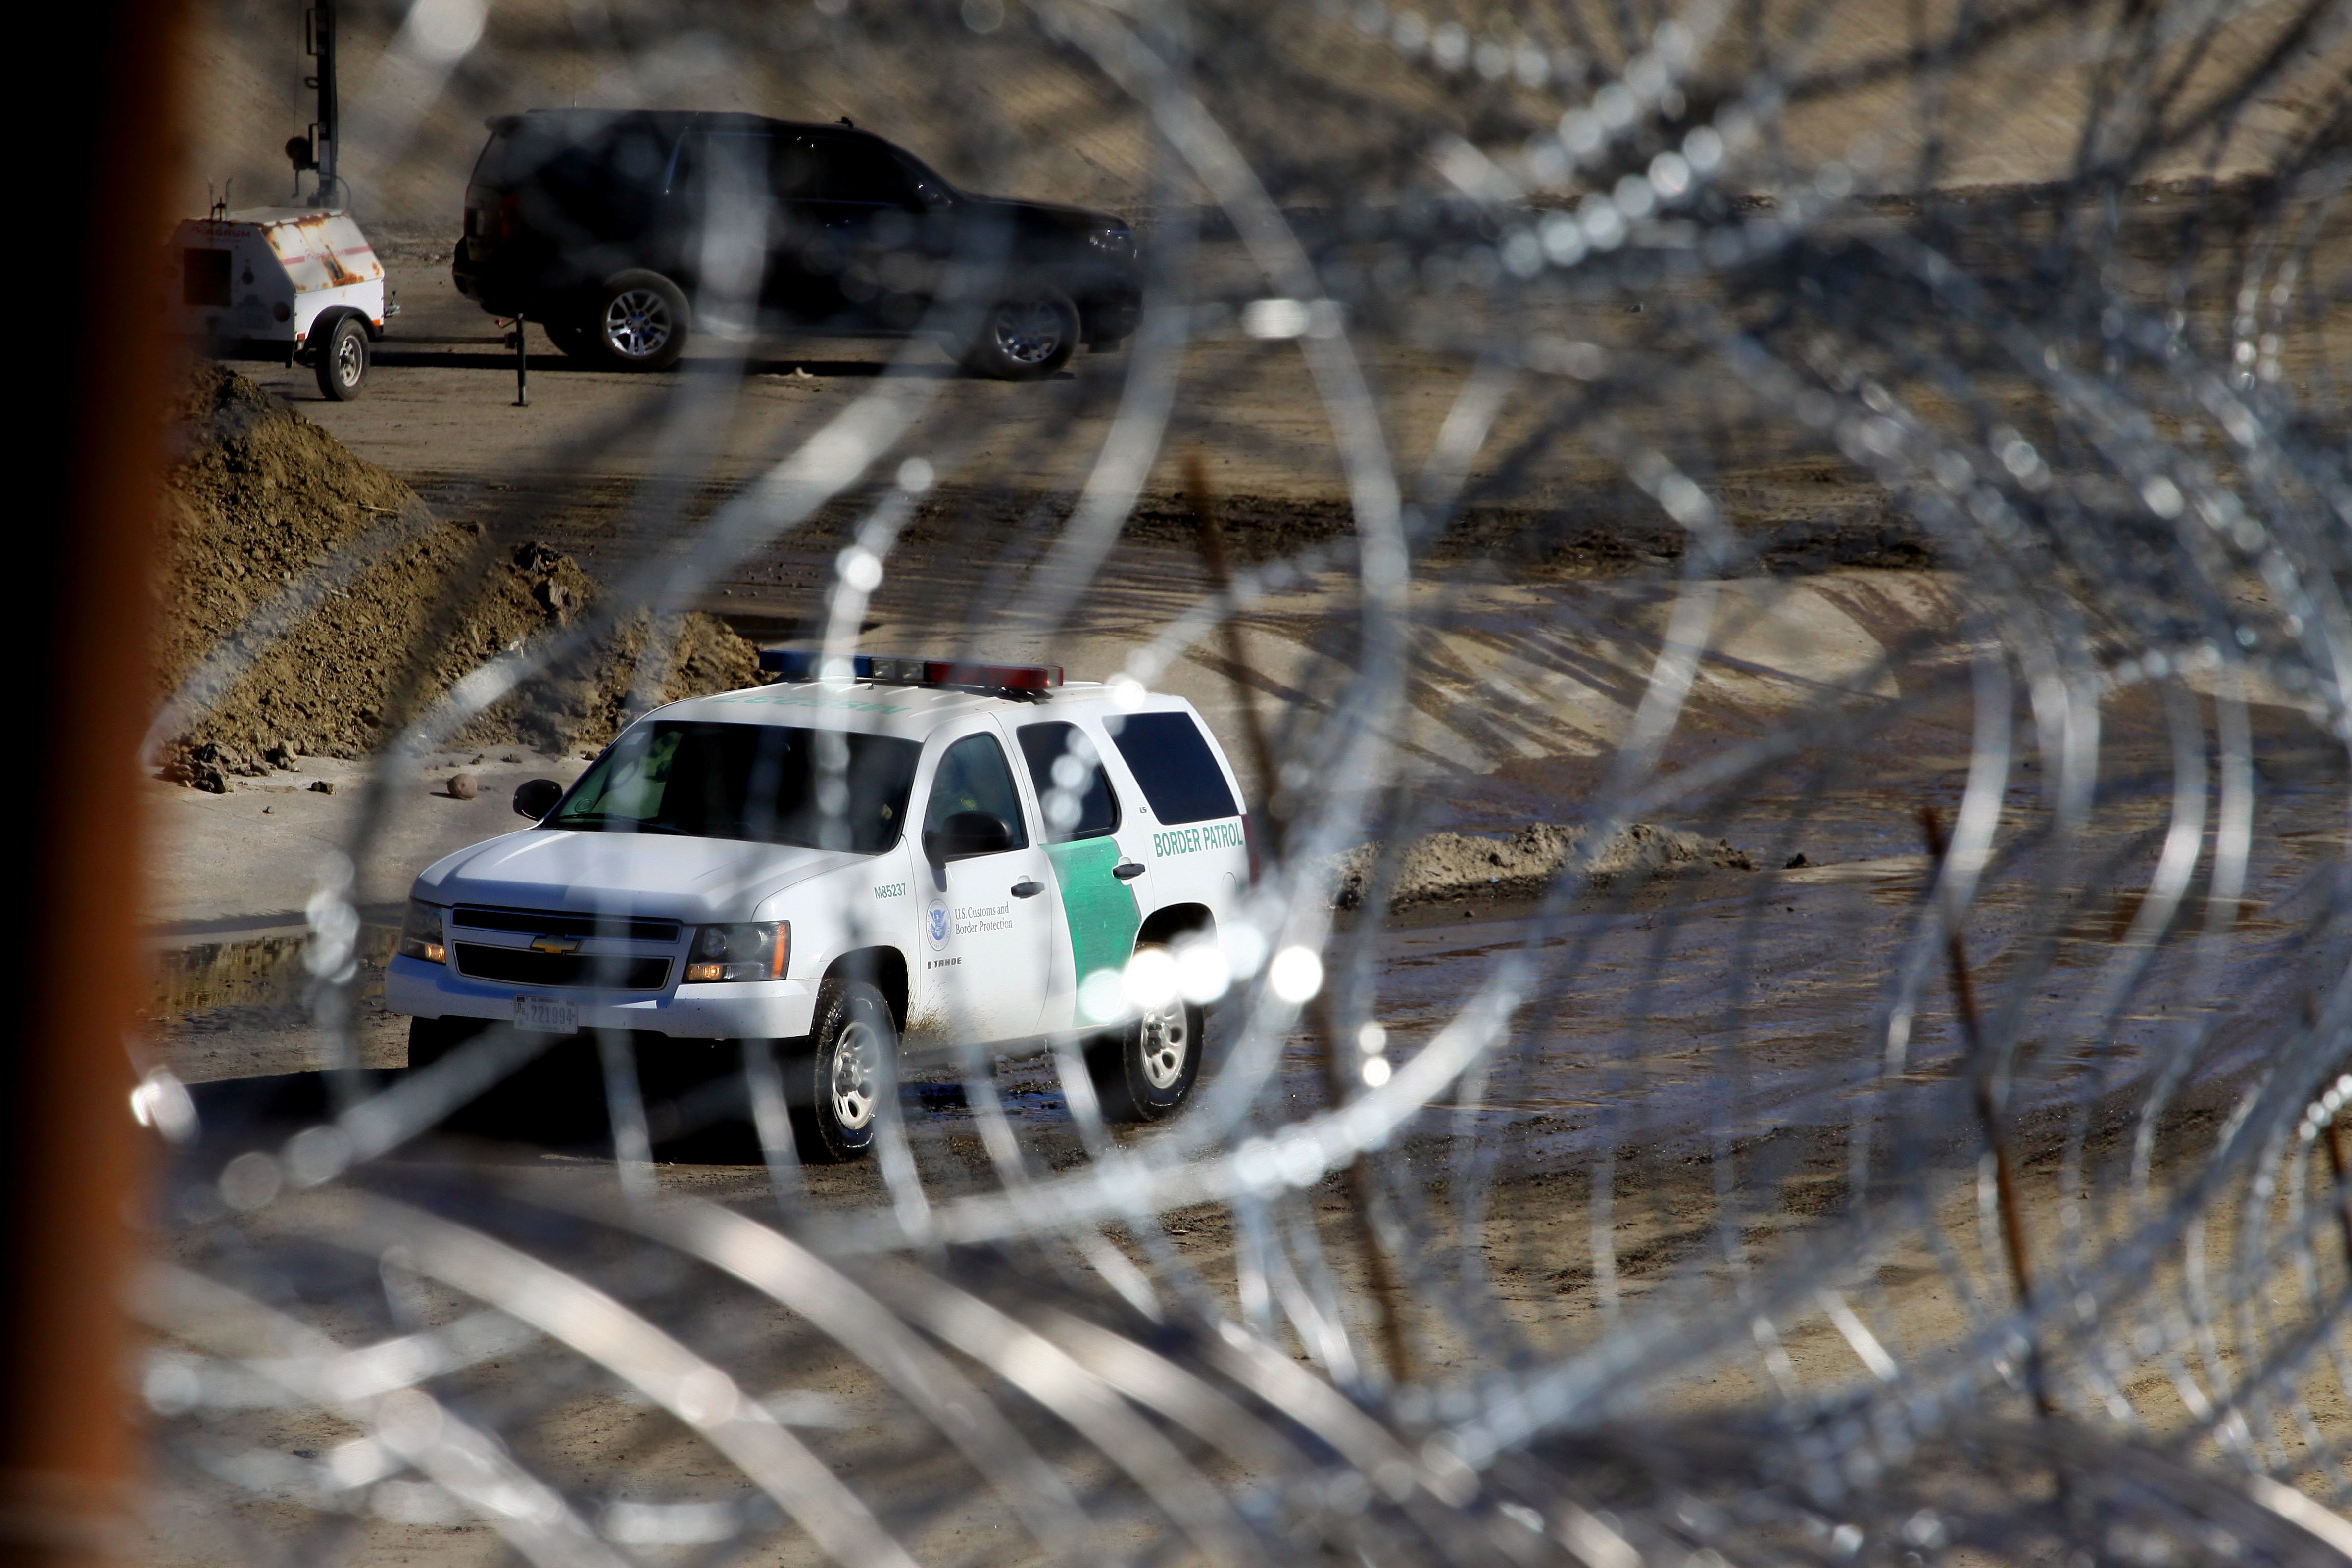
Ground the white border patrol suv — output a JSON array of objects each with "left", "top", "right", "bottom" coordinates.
[{"left": 386, "top": 656, "right": 1253, "bottom": 1159}]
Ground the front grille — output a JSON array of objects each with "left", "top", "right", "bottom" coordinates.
[
  {"left": 453, "top": 904, "right": 682, "bottom": 943},
  {"left": 453, "top": 945, "right": 671, "bottom": 990}
]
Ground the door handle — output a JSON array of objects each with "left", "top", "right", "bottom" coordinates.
[
  {"left": 1010, "top": 879, "right": 1044, "bottom": 898},
  {"left": 1112, "top": 862, "right": 1146, "bottom": 881}
]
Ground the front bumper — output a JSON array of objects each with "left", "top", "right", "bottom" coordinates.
[{"left": 386, "top": 953, "right": 821, "bottom": 1041}]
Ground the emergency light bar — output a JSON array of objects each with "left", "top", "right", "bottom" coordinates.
[{"left": 758, "top": 650, "right": 1064, "bottom": 691}]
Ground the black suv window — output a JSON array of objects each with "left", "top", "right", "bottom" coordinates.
[
  {"left": 479, "top": 117, "right": 673, "bottom": 193},
  {"left": 767, "top": 136, "right": 823, "bottom": 199},
  {"left": 1018, "top": 722, "right": 1120, "bottom": 841},
  {"left": 1108, "top": 712, "right": 1237, "bottom": 825},
  {"left": 811, "top": 138, "right": 915, "bottom": 204}
]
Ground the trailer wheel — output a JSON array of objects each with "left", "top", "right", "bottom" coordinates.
[{"left": 313, "top": 314, "right": 369, "bottom": 401}]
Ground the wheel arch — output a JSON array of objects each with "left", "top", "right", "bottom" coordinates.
[
  {"left": 823, "top": 945, "right": 908, "bottom": 1034},
  {"left": 1136, "top": 903, "right": 1214, "bottom": 950},
  {"left": 303, "top": 302, "right": 361, "bottom": 352}
]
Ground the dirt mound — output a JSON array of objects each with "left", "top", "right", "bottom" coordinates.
[
  {"left": 1326, "top": 821, "right": 1755, "bottom": 909},
  {"left": 157, "top": 365, "right": 758, "bottom": 785}
]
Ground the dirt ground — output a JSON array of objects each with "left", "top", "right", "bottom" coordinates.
[{"left": 137, "top": 637, "right": 2352, "bottom": 1561}]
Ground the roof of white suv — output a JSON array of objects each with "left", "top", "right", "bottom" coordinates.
[{"left": 658, "top": 678, "right": 1132, "bottom": 737}]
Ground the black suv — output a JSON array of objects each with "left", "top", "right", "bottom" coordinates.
[{"left": 454, "top": 110, "right": 1140, "bottom": 379}]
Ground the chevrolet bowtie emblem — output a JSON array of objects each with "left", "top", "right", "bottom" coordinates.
[{"left": 529, "top": 934, "right": 582, "bottom": 954}]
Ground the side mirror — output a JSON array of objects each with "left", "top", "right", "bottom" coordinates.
[
  {"left": 922, "top": 810, "right": 1016, "bottom": 863},
  {"left": 514, "top": 779, "right": 564, "bottom": 820},
  {"left": 285, "top": 133, "right": 317, "bottom": 173}
]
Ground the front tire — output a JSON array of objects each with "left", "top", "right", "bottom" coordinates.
[
  {"left": 959, "top": 286, "right": 1079, "bottom": 380},
  {"left": 790, "top": 980, "right": 895, "bottom": 1161},
  {"left": 1084, "top": 945, "right": 1202, "bottom": 1122},
  {"left": 588, "top": 270, "right": 690, "bottom": 371},
  {"left": 313, "top": 313, "right": 369, "bottom": 400}
]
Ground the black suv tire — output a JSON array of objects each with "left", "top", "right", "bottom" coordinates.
[
  {"left": 959, "top": 286, "right": 1079, "bottom": 380},
  {"left": 588, "top": 270, "right": 690, "bottom": 370},
  {"left": 543, "top": 319, "right": 595, "bottom": 358}
]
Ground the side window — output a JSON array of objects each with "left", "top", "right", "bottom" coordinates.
[
  {"left": 769, "top": 136, "right": 823, "bottom": 199},
  {"left": 673, "top": 132, "right": 779, "bottom": 210},
  {"left": 811, "top": 138, "right": 915, "bottom": 205},
  {"left": 1018, "top": 722, "right": 1120, "bottom": 842},
  {"left": 922, "top": 734, "right": 1029, "bottom": 849},
  {"left": 1108, "top": 712, "right": 1238, "bottom": 826}
]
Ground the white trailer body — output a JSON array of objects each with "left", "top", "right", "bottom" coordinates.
[{"left": 172, "top": 208, "right": 386, "bottom": 348}]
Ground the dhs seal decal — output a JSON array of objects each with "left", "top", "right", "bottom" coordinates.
[{"left": 925, "top": 897, "right": 950, "bottom": 952}]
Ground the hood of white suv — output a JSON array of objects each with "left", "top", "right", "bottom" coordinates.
[{"left": 413, "top": 828, "right": 873, "bottom": 923}]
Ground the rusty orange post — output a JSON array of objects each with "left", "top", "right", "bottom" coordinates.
[{"left": 2, "top": 0, "right": 184, "bottom": 1560}]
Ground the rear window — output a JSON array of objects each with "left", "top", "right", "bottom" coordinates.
[
  {"left": 1108, "top": 712, "right": 1237, "bottom": 826},
  {"left": 474, "top": 117, "right": 679, "bottom": 202}
]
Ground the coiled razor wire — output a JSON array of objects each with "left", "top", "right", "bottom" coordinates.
[{"left": 138, "top": 0, "right": 2352, "bottom": 1562}]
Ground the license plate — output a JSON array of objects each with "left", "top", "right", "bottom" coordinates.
[{"left": 514, "top": 995, "right": 579, "bottom": 1035}]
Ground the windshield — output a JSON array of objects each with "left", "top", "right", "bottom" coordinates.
[{"left": 545, "top": 721, "right": 920, "bottom": 853}]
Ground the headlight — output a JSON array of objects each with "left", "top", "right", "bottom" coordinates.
[
  {"left": 398, "top": 900, "right": 446, "bottom": 964},
  {"left": 1087, "top": 227, "right": 1133, "bottom": 258},
  {"left": 684, "top": 922, "right": 789, "bottom": 983}
]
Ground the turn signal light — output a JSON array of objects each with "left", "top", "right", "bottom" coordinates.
[{"left": 398, "top": 900, "right": 446, "bottom": 965}]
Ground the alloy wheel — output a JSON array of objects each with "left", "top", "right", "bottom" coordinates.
[
  {"left": 602, "top": 288, "right": 675, "bottom": 360},
  {"left": 990, "top": 299, "right": 1067, "bottom": 366}
]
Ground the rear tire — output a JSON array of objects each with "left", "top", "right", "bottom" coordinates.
[
  {"left": 544, "top": 318, "right": 594, "bottom": 358},
  {"left": 588, "top": 270, "right": 689, "bottom": 370},
  {"left": 1084, "top": 944, "right": 1202, "bottom": 1122},
  {"left": 959, "top": 286, "right": 1078, "bottom": 380},
  {"left": 313, "top": 313, "right": 369, "bottom": 400},
  {"left": 790, "top": 980, "right": 894, "bottom": 1161}
]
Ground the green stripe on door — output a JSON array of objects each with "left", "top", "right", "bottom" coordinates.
[{"left": 1045, "top": 837, "right": 1140, "bottom": 1008}]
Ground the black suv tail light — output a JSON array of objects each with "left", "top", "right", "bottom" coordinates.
[{"left": 465, "top": 189, "right": 519, "bottom": 248}]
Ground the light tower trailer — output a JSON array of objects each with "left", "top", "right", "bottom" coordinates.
[{"left": 173, "top": 207, "right": 395, "bottom": 401}]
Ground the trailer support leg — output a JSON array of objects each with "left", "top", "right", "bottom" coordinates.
[{"left": 514, "top": 317, "right": 529, "bottom": 408}]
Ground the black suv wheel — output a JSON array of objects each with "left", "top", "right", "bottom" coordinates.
[
  {"left": 960, "top": 287, "right": 1078, "bottom": 380},
  {"left": 589, "top": 270, "right": 689, "bottom": 370}
]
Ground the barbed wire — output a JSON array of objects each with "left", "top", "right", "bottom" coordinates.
[{"left": 143, "top": 0, "right": 2352, "bottom": 1562}]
